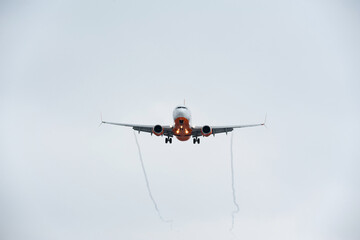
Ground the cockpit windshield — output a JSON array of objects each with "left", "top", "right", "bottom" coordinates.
[{"left": 176, "top": 106, "right": 187, "bottom": 109}]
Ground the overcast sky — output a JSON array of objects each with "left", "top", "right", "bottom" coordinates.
[{"left": 1, "top": 0, "right": 360, "bottom": 239}]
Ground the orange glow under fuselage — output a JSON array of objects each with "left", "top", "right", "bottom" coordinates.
[{"left": 172, "top": 117, "right": 192, "bottom": 141}]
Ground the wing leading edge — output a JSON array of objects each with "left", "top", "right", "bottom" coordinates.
[
  {"left": 191, "top": 118, "right": 266, "bottom": 137},
  {"left": 101, "top": 121, "right": 174, "bottom": 136}
]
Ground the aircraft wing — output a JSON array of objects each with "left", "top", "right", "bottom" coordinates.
[
  {"left": 101, "top": 121, "right": 174, "bottom": 136},
  {"left": 191, "top": 123, "right": 265, "bottom": 137}
]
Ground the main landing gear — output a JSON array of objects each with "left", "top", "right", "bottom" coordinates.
[
  {"left": 165, "top": 137, "right": 172, "bottom": 144},
  {"left": 193, "top": 137, "right": 200, "bottom": 144}
]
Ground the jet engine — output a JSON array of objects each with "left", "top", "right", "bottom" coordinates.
[
  {"left": 201, "top": 125, "right": 212, "bottom": 137},
  {"left": 152, "top": 125, "right": 164, "bottom": 136}
]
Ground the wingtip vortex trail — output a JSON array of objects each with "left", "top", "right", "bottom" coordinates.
[
  {"left": 133, "top": 131, "right": 173, "bottom": 225},
  {"left": 230, "top": 132, "right": 240, "bottom": 231}
]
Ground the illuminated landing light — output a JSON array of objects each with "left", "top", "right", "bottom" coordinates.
[
  {"left": 185, "top": 129, "right": 189, "bottom": 134},
  {"left": 176, "top": 129, "right": 180, "bottom": 134}
]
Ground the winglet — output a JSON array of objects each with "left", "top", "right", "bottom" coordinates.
[
  {"left": 99, "top": 112, "right": 103, "bottom": 127},
  {"left": 262, "top": 113, "right": 267, "bottom": 128}
]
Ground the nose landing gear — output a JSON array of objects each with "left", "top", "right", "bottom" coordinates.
[
  {"left": 193, "top": 137, "right": 200, "bottom": 144},
  {"left": 165, "top": 137, "right": 172, "bottom": 144}
]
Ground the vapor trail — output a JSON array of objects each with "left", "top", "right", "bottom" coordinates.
[
  {"left": 230, "top": 132, "right": 240, "bottom": 231},
  {"left": 133, "top": 132, "right": 172, "bottom": 224}
]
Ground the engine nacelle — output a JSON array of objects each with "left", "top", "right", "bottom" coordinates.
[
  {"left": 152, "top": 125, "right": 164, "bottom": 136},
  {"left": 201, "top": 125, "right": 212, "bottom": 137}
]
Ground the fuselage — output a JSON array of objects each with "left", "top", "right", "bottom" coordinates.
[{"left": 172, "top": 106, "right": 192, "bottom": 141}]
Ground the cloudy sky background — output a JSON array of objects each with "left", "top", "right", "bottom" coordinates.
[{"left": 1, "top": 0, "right": 359, "bottom": 239}]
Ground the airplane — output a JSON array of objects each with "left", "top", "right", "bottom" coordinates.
[{"left": 101, "top": 105, "right": 265, "bottom": 144}]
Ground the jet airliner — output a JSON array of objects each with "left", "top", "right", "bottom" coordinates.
[{"left": 101, "top": 105, "right": 265, "bottom": 144}]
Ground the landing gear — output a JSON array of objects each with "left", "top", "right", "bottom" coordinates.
[
  {"left": 193, "top": 137, "right": 200, "bottom": 144},
  {"left": 165, "top": 137, "right": 172, "bottom": 144}
]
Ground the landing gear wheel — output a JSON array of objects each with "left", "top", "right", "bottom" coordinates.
[
  {"left": 193, "top": 138, "right": 196, "bottom": 144},
  {"left": 197, "top": 138, "right": 200, "bottom": 144},
  {"left": 165, "top": 137, "right": 172, "bottom": 144}
]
